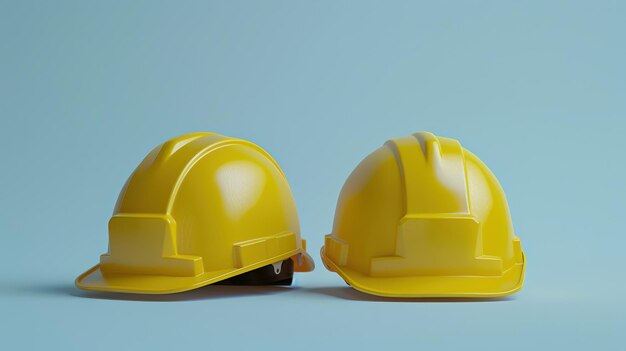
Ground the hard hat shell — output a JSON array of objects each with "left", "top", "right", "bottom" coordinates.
[
  {"left": 321, "top": 132, "right": 525, "bottom": 298},
  {"left": 76, "top": 132, "right": 314, "bottom": 294}
]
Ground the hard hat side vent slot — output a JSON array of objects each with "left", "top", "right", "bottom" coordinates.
[
  {"left": 370, "top": 216, "right": 503, "bottom": 277},
  {"left": 512, "top": 237, "right": 523, "bottom": 263},
  {"left": 100, "top": 214, "right": 204, "bottom": 277},
  {"left": 324, "top": 234, "right": 349, "bottom": 266},
  {"left": 232, "top": 232, "right": 297, "bottom": 268}
]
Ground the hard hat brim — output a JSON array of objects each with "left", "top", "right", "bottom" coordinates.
[
  {"left": 76, "top": 249, "right": 314, "bottom": 294},
  {"left": 320, "top": 247, "right": 525, "bottom": 298}
]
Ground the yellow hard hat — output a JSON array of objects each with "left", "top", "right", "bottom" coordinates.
[
  {"left": 76, "top": 132, "right": 314, "bottom": 294},
  {"left": 321, "top": 132, "right": 525, "bottom": 298}
]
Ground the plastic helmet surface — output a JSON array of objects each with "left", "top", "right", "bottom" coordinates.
[
  {"left": 76, "top": 132, "right": 314, "bottom": 294},
  {"left": 321, "top": 132, "right": 525, "bottom": 297}
]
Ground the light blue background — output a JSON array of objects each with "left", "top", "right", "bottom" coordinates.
[{"left": 1, "top": 1, "right": 624, "bottom": 349}]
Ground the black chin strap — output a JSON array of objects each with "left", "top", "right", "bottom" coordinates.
[{"left": 216, "top": 259, "right": 294, "bottom": 286}]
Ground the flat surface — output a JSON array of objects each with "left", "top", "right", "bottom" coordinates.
[{"left": 1, "top": 1, "right": 625, "bottom": 349}]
